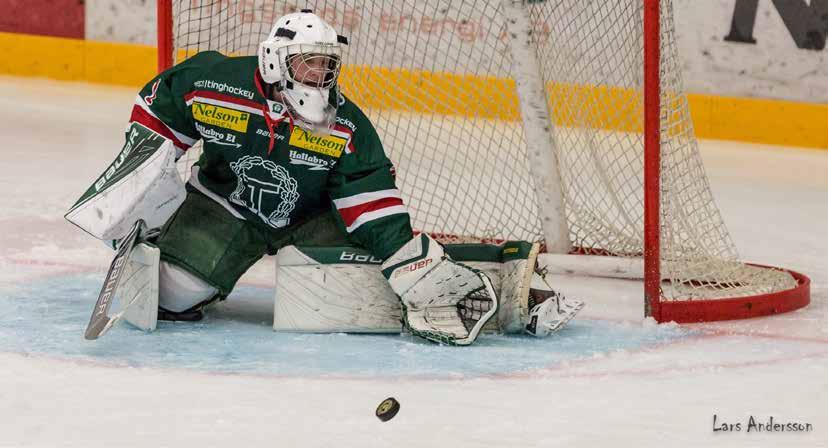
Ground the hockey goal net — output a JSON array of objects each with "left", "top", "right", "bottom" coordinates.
[{"left": 157, "top": 0, "right": 809, "bottom": 322}]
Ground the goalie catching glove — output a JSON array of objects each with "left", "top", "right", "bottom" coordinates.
[{"left": 381, "top": 234, "right": 498, "bottom": 346}]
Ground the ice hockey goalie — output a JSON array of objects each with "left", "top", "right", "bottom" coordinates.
[{"left": 65, "top": 10, "right": 582, "bottom": 346}]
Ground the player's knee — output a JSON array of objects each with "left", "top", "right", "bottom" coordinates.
[{"left": 158, "top": 261, "right": 218, "bottom": 312}]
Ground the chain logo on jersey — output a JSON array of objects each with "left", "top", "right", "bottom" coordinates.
[
  {"left": 288, "top": 127, "right": 346, "bottom": 158},
  {"left": 192, "top": 102, "right": 250, "bottom": 132},
  {"left": 144, "top": 79, "right": 161, "bottom": 106},
  {"left": 229, "top": 155, "right": 299, "bottom": 229}
]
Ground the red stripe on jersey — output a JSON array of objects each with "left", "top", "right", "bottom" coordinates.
[
  {"left": 337, "top": 197, "right": 405, "bottom": 227},
  {"left": 183, "top": 90, "right": 264, "bottom": 111},
  {"left": 129, "top": 105, "right": 190, "bottom": 150},
  {"left": 333, "top": 123, "right": 356, "bottom": 153},
  {"left": 254, "top": 69, "right": 267, "bottom": 97}
]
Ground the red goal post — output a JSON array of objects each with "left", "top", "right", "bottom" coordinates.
[
  {"left": 156, "top": 0, "right": 809, "bottom": 323},
  {"left": 636, "top": 0, "right": 808, "bottom": 322}
]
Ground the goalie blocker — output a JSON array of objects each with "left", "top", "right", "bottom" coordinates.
[
  {"left": 273, "top": 237, "right": 583, "bottom": 340},
  {"left": 65, "top": 122, "right": 186, "bottom": 242}
]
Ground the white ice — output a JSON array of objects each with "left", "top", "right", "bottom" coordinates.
[{"left": 0, "top": 76, "right": 825, "bottom": 448}]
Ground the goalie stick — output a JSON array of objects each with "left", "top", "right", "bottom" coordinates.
[{"left": 83, "top": 220, "right": 145, "bottom": 340}]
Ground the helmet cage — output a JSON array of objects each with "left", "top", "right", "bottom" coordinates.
[
  {"left": 274, "top": 43, "right": 341, "bottom": 133},
  {"left": 282, "top": 45, "right": 341, "bottom": 90}
]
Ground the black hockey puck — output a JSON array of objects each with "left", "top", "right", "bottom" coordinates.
[{"left": 375, "top": 397, "right": 400, "bottom": 422}]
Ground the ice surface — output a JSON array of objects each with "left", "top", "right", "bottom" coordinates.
[
  {"left": 0, "top": 272, "right": 691, "bottom": 378},
  {"left": 0, "top": 76, "right": 825, "bottom": 447}
]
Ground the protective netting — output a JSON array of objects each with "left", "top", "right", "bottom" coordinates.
[{"left": 168, "top": 0, "right": 796, "bottom": 302}]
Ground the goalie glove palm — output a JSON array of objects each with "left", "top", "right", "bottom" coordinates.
[{"left": 382, "top": 234, "right": 498, "bottom": 346}]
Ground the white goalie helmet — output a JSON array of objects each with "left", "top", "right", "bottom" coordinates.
[{"left": 258, "top": 10, "right": 348, "bottom": 132}]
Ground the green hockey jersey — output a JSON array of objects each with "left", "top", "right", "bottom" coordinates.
[{"left": 130, "top": 51, "right": 412, "bottom": 259}]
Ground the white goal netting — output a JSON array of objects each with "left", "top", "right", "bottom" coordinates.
[{"left": 168, "top": 0, "right": 796, "bottom": 302}]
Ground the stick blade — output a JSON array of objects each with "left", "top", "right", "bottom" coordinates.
[{"left": 84, "top": 317, "right": 115, "bottom": 340}]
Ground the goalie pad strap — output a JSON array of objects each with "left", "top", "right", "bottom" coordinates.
[{"left": 121, "top": 242, "right": 161, "bottom": 332}]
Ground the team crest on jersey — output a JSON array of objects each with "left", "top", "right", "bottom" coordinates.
[
  {"left": 267, "top": 100, "right": 286, "bottom": 115},
  {"left": 288, "top": 127, "right": 348, "bottom": 158},
  {"left": 229, "top": 155, "right": 299, "bottom": 229},
  {"left": 192, "top": 102, "right": 250, "bottom": 132}
]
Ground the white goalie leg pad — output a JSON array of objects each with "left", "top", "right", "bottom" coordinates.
[
  {"left": 272, "top": 244, "right": 499, "bottom": 338},
  {"left": 271, "top": 241, "right": 579, "bottom": 340},
  {"left": 493, "top": 243, "right": 540, "bottom": 333},
  {"left": 273, "top": 246, "right": 402, "bottom": 333},
  {"left": 119, "top": 243, "right": 160, "bottom": 332}
]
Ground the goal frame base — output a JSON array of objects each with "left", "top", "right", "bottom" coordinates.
[
  {"left": 537, "top": 253, "right": 810, "bottom": 323},
  {"left": 654, "top": 267, "right": 810, "bottom": 324}
]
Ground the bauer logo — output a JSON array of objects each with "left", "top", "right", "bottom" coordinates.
[
  {"left": 339, "top": 251, "right": 383, "bottom": 264},
  {"left": 288, "top": 127, "right": 346, "bottom": 158},
  {"left": 92, "top": 124, "right": 161, "bottom": 193},
  {"left": 393, "top": 259, "right": 433, "bottom": 278},
  {"left": 192, "top": 102, "right": 250, "bottom": 132}
]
